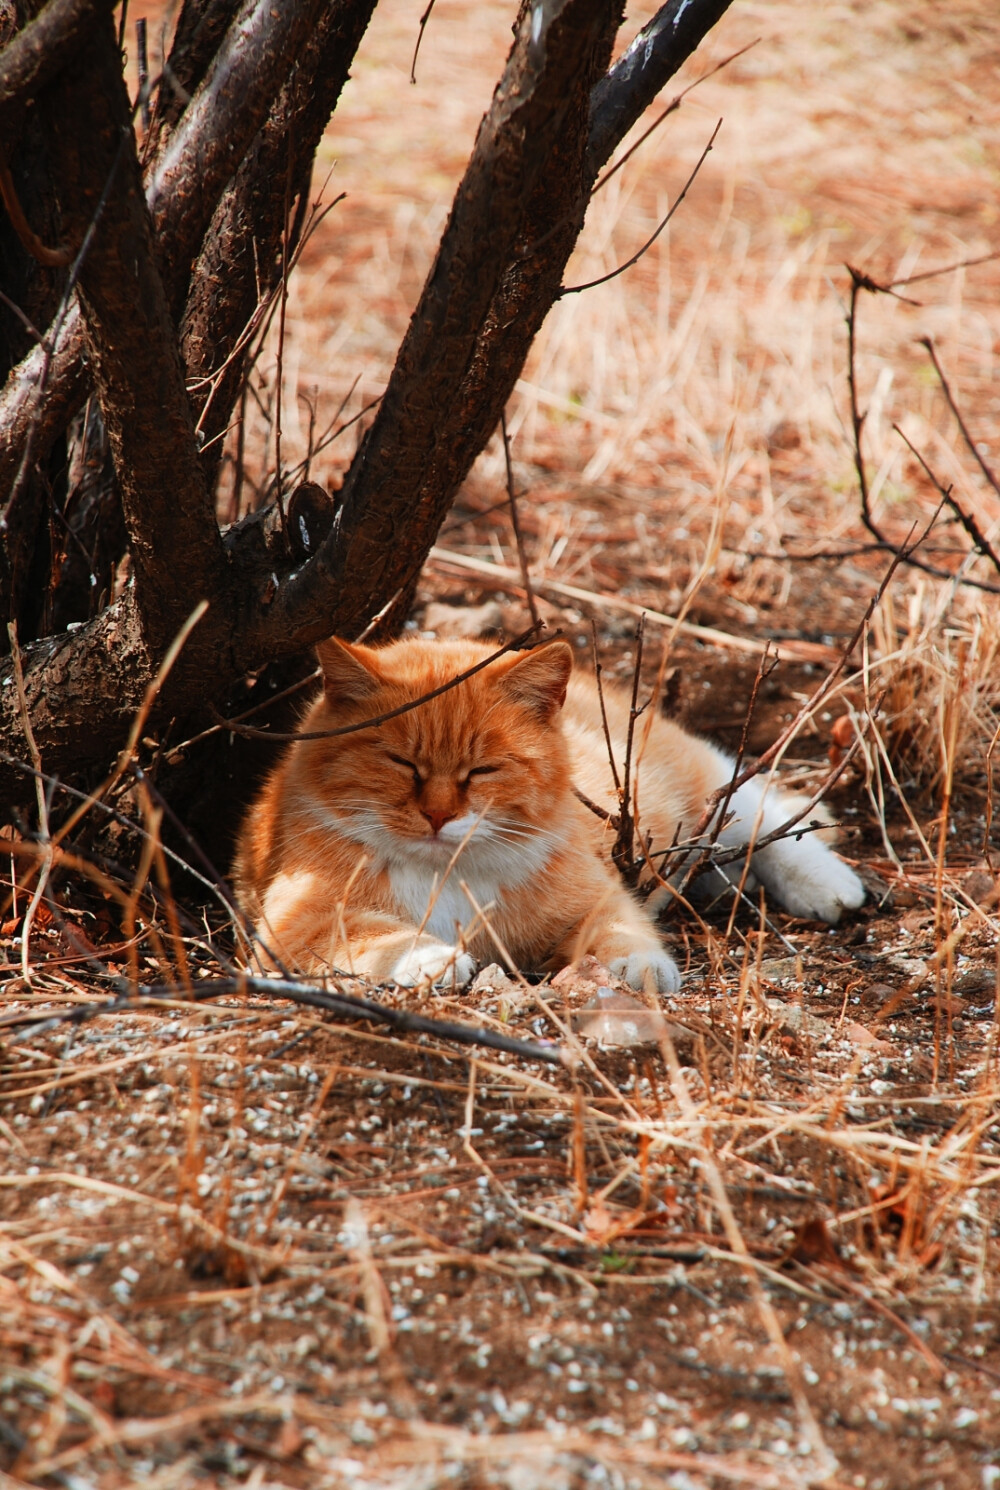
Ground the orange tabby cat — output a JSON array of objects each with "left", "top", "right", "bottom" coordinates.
[{"left": 233, "top": 636, "right": 865, "bottom": 991}]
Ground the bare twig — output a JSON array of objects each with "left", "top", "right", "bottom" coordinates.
[
  {"left": 611, "top": 615, "right": 648, "bottom": 887},
  {"left": 918, "top": 337, "right": 1000, "bottom": 502},
  {"left": 890, "top": 248, "right": 1000, "bottom": 289},
  {"left": 0, "top": 150, "right": 73, "bottom": 267},
  {"left": 12, "top": 977, "right": 567, "bottom": 1068},
  {"left": 708, "top": 643, "right": 777, "bottom": 844},
  {"left": 658, "top": 533, "right": 920, "bottom": 887},
  {"left": 409, "top": 0, "right": 438, "bottom": 85},
  {"left": 561, "top": 120, "right": 721, "bottom": 297},
  {"left": 500, "top": 409, "right": 541, "bottom": 630},
  {"left": 893, "top": 423, "right": 1000, "bottom": 577},
  {"left": 592, "top": 39, "right": 756, "bottom": 197},
  {"left": 591, "top": 621, "right": 621, "bottom": 794},
  {"left": 429, "top": 546, "right": 838, "bottom": 661},
  {"left": 0, "top": 289, "right": 51, "bottom": 350},
  {"left": 845, "top": 266, "right": 1000, "bottom": 595}
]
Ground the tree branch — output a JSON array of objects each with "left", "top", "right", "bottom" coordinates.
[
  {"left": 141, "top": 0, "right": 242, "bottom": 162},
  {"left": 586, "top": 0, "right": 734, "bottom": 174},
  {"left": 45, "top": 7, "right": 228, "bottom": 649},
  {"left": 0, "top": 0, "right": 737, "bottom": 805},
  {"left": 0, "top": 0, "right": 114, "bottom": 137},
  {"left": 181, "top": 0, "right": 377, "bottom": 486},
  {"left": 0, "top": 0, "right": 329, "bottom": 504},
  {"left": 262, "top": 0, "right": 628, "bottom": 649},
  {"left": 146, "top": 0, "right": 328, "bottom": 321},
  {"left": 252, "top": 0, "right": 734, "bottom": 657}
]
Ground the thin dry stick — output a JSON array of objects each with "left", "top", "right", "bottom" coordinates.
[
  {"left": 894, "top": 421, "right": 1000, "bottom": 576},
  {"left": 123, "top": 812, "right": 161, "bottom": 991},
  {"left": 271, "top": 140, "right": 295, "bottom": 554},
  {"left": 14, "top": 974, "right": 567, "bottom": 1068},
  {"left": 932, "top": 643, "right": 966, "bottom": 1087},
  {"left": 845, "top": 266, "right": 1000, "bottom": 595},
  {"left": 191, "top": 189, "right": 347, "bottom": 446},
  {"left": 919, "top": 337, "right": 1000, "bottom": 501},
  {"left": 409, "top": 0, "right": 438, "bottom": 84},
  {"left": 165, "top": 667, "right": 322, "bottom": 760},
  {"left": 891, "top": 248, "right": 1000, "bottom": 288},
  {"left": 611, "top": 614, "right": 647, "bottom": 886},
  {"left": 560, "top": 119, "right": 721, "bottom": 297},
  {"left": 983, "top": 720, "right": 1000, "bottom": 873},
  {"left": 707, "top": 643, "right": 777, "bottom": 845},
  {"left": 6, "top": 620, "right": 52, "bottom": 988},
  {"left": 428, "top": 546, "right": 836, "bottom": 661},
  {"left": 500, "top": 408, "right": 541, "bottom": 630},
  {"left": 0, "top": 286, "right": 51, "bottom": 348},
  {"left": 590, "top": 620, "right": 621, "bottom": 794},
  {"left": 670, "top": 532, "right": 922, "bottom": 879},
  {"left": 592, "top": 41, "right": 758, "bottom": 198},
  {"left": 354, "top": 585, "right": 405, "bottom": 643}
]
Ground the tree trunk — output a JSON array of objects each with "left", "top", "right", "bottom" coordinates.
[{"left": 0, "top": 0, "right": 734, "bottom": 826}]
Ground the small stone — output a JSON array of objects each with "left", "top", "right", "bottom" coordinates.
[
  {"left": 469, "top": 963, "right": 516, "bottom": 996},
  {"left": 962, "top": 868, "right": 997, "bottom": 907},
  {"left": 766, "top": 999, "right": 827, "bottom": 1039},
  {"left": 844, "top": 1020, "right": 895, "bottom": 1055},
  {"left": 761, "top": 956, "right": 804, "bottom": 984},
  {"left": 573, "top": 987, "right": 672, "bottom": 1047}
]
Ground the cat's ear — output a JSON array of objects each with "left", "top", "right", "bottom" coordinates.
[
  {"left": 316, "top": 638, "right": 382, "bottom": 705},
  {"left": 501, "top": 640, "right": 573, "bottom": 719}
]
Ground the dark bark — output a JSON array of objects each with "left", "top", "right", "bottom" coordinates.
[
  {"left": 45, "top": 6, "right": 228, "bottom": 650},
  {"left": 145, "top": 0, "right": 327, "bottom": 323},
  {"left": 0, "top": 0, "right": 114, "bottom": 137},
  {"left": 0, "top": 0, "right": 736, "bottom": 813},
  {"left": 263, "top": 0, "right": 626, "bottom": 650},
  {"left": 586, "top": 0, "right": 735, "bottom": 173},
  {"left": 0, "top": 0, "right": 329, "bottom": 506},
  {"left": 182, "top": 0, "right": 378, "bottom": 488},
  {"left": 47, "top": 400, "right": 125, "bottom": 633},
  {"left": 142, "top": 0, "right": 242, "bottom": 162}
]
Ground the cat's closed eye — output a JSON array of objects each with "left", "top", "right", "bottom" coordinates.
[
  {"left": 387, "top": 753, "right": 423, "bottom": 785},
  {"left": 458, "top": 764, "right": 501, "bottom": 789}
]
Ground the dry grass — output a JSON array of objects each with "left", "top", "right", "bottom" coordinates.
[{"left": 4, "top": 1, "right": 1000, "bottom": 1486}]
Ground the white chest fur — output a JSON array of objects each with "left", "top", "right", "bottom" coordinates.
[
  {"left": 385, "top": 825, "right": 557, "bottom": 942},
  {"left": 387, "top": 863, "right": 488, "bottom": 941}
]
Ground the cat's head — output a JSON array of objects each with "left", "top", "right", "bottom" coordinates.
[{"left": 293, "top": 635, "right": 575, "bottom": 867}]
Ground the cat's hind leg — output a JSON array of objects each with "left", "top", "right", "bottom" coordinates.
[{"left": 714, "top": 772, "right": 865, "bottom": 924}]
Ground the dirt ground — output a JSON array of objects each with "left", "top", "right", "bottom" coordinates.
[{"left": 3, "top": 1, "right": 1000, "bottom": 1486}]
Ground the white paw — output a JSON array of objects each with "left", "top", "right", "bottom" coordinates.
[
  {"left": 390, "top": 941, "right": 476, "bottom": 989},
  {"left": 756, "top": 839, "right": 866, "bottom": 924},
  {"left": 608, "top": 948, "right": 682, "bottom": 995}
]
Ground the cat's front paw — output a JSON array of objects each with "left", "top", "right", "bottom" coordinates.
[
  {"left": 608, "top": 948, "right": 682, "bottom": 995},
  {"left": 390, "top": 940, "right": 476, "bottom": 989}
]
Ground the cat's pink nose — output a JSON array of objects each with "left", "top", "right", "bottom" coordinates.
[{"left": 423, "top": 808, "right": 452, "bottom": 835}]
